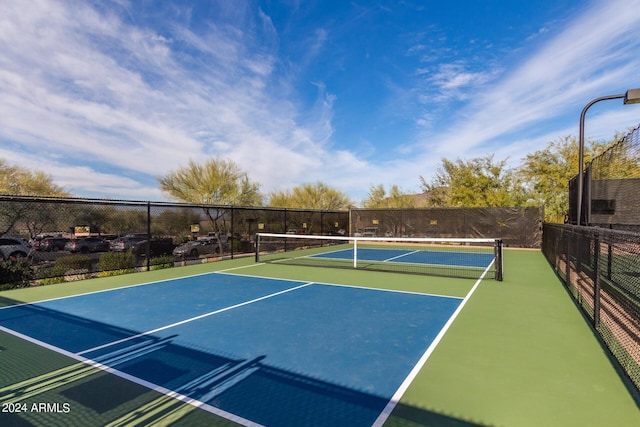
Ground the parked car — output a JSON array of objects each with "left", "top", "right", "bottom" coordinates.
[
  {"left": 65, "top": 237, "right": 110, "bottom": 253},
  {"left": 353, "top": 227, "right": 378, "bottom": 237},
  {"left": 130, "top": 238, "right": 175, "bottom": 257},
  {"left": 110, "top": 234, "right": 148, "bottom": 252},
  {"left": 286, "top": 229, "right": 308, "bottom": 235},
  {"left": 39, "top": 237, "right": 70, "bottom": 251},
  {"left": 30, "top": 235, "right": 53, "bottom": 250},
  {"left": 0, "top": 236, "right": 31, "bottom": 260},
  {"left": 172, "top": 238, "right": 221, "bottom": 258}
]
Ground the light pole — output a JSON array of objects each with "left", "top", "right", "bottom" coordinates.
[{"left": 576, "top": 88, "right": 640, "bottom": 226}]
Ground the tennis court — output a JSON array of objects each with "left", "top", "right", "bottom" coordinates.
[
  {"left": 1, "top": 249, "right": 639, "bottom": 426},
  {"left": 310, "top": 247, "right": 494, "bottom": 268},
  {"left": 255, "top": 233, "right": 503, "bottom": 280}
]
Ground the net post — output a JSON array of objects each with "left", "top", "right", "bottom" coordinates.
[
  {"left": 495, "top": 239, "right": 504, "bottom": 281},
  {"left": 146, "top": 201, "right": 151, "bottom": 272}
]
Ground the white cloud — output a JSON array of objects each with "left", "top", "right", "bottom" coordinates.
[
  {"left": 415, "top": 0, "right": 640, "bottom": 163},
  {"left": 2, "top": 0, "right": 638, "bottom": 203},
  {"left": 428, "top": 62, "right": 493, "bottom": 92},
  {"left": 366, "top": 0, "right": 640, "bottom": 196},
  {"left": 0, "top": 0, "right": 355, "bottom": 200}
]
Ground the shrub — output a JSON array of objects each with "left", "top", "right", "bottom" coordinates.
[
  {"left": 36, "top": 265, "right": 67, "bottom": 285},
  {"left": 35, "top": 255, "right": 93, "bottom": 285},
  {"left": 97, "top": 252, "right": 137, "bottom": 276},
  {"left": 38, "top": 276, "right": 65, "bottom": 286},
  {"left": 150, "top": 255, "right": 175, "bottom": 270},
  {"left": 0, "top": 259, "right": 34, "bottom": 289},
  {"left": 54, "top": 255, "right": 92, "bottom": 271},
  {"left": 97, "top": 269, "right": 135, "bottom": 277}
]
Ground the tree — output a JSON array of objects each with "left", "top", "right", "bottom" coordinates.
[
  {"left": 267, "top": 182, "right": 351, "bottom": 234},
  {"left": 589, "top": 129, "right": 640, "bottom": 180},
  {"left": 360, "top": 184, "right": 420, "bottom": 237},
  {"left": 158, "top": 158, "right": 263, "bottom": 206},
  {"left": 0, "top": 159, "right": 67, "bottom": 196},
  {"left": 0, "top": 159, "right": 69, "bottom": 236},
  {"left": 517, "top": 136, "right": 609, "bottom": 222},
  {"left": 363, "top": 184, "right": 416, "bottom": 208},
  {"left": 267, "top": 182, "right": 352, "bottom": 210},
  {"left": 419, "top": 155, "right": 526, "bottom": 208},
  {"left": 158, "top": 158, "right": 263, "bottom": 252}
]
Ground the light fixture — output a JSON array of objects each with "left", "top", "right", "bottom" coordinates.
[{"left": 624, "top": 88, "right": 640, "bottom": 105}]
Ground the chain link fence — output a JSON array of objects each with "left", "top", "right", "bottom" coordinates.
[
  {"left": 1, "top": 197, "right": 541, "bottom": 286},
  {"left": 350, "top": 207, "right": 542, "bottom": 247},
  {"left": 542, "top": 223, "right": 640, "bottom": 393},
  {"left": 0, "top": 195, "right": 348, "bottom": 287},
  {"left": 569, "top": 123, "right": 640, "bottom": 227}
]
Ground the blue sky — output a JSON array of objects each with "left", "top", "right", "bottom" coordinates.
[{"left": 1, "top": 0, "right": 640, "bottom": 204}]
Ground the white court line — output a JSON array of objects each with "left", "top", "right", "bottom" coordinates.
[
  {"left": 313, "top": 281, "right": 464, "bottom": 300},
  {"left": 2, "top": 258, "right": 483, "bottom": 426},
  {"left": 76, "top": 281, "right": 314, "bottom": 356},
  {"left": 218, "top": 268, "right": 467, "bottom": 300},
  {"left": 0, "top": 325, "right": 264, "bottom": 427},
  {"left": 371, "top": 259, "right": 495, "bottom": 427},
  {"left": 382, "top": 250, "right": 493, "bottom": 269},
  {"left": 0, "top": 262, "right": 267, "bottom": 311},
  {"left": 0, "top": 271, "right": 230, "bottom": 310},
  {"left": 307, "top": 247, "right": 353, "bottom": 258},
  {"left": 383, "top": 250, "right": 421, "bottom": 262},
  {"left": 307, "top": 247, "right": 491, "bottom": 270}
]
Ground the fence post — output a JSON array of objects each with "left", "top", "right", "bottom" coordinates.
[
  {"left": 230, "top": 207, "right": 234, "bottom": 259},
  {"left": 146, "top": 202, "right": 151, "bottom": 271},
  {"left": 593, "top": 231, "right": 601, "bottom": 329},
  {"left": 585, "top": 165, "right": 592, "bottom": 225},
  {"left": 607, "top": 225, "right": 613, "bottom": 281},
  {"left": 565, "top": 229, "right": 571, "bottom": 288},
  {"left": 284, "top": 208, "right": 288, "bottom": 233}
]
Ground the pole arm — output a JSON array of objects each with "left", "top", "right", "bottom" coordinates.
[{"left": 576, "top": 94, "right": 624, "bottom": 225}]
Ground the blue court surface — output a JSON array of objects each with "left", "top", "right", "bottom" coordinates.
[
  {"left": 0, "top": 272, "right": 464, "bottom": 426},
  {"left": 311, "top": 247, "right": 494, "bottom": 268}
]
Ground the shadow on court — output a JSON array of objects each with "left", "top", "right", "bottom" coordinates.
[
  {"left": 0, "top": 300, "right": 487, "bottom": 427},
  {"left": 0, "top": 296, "right": 22, "bottom": 309}
]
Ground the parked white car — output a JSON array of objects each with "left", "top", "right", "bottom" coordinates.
[
  {"left": 173, "top": 237, "right": 222, "bottom": 258},
  {"left": 0, "top": 236, "right": 32, "bottom": 260}
]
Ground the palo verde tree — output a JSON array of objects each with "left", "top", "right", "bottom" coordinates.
[
  {"left": 0, "top": 159, "right": 67, "bottom": 196},
  {"left": 420, "top": 155, "right": 527, "bottom": 208},
  {"left": 267, "top": 182, "right": 352, "bottom": 210},
  {"left": 362, "top": 184, "right": 420, "bottom": 237},
  {"left": 0, "top": 159, "right": 69, "bottom": 236},
  {"left": 363, "top": 184, "right": 416, "bottom": 208},
  {"left": 158, "top": 158, "right": 263, "bottom": 251},
  {"left": 267, "top": 182, "right": 352, "bottom": 234}
]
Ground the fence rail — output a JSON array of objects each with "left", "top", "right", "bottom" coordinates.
[{"left": 542, "top": 222, "right": 640, "bottom": 392}]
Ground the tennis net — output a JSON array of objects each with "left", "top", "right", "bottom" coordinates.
[{"left": 255, "top": 233, "right": 503, "bottom": 280}]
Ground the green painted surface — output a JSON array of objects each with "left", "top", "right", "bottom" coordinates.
[
  {"left": 1, "top": 250, "right": 638, "bottom": 426},
  {"left": 385, "top": 250, "right": 640, "bottom": 427}
]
